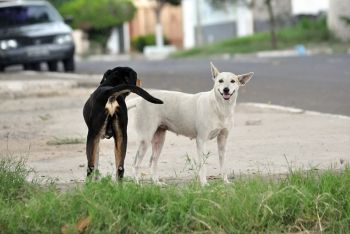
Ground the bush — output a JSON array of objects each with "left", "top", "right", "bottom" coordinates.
[{"left": 131, "top": 34, "right": 169, "bottom": 52}]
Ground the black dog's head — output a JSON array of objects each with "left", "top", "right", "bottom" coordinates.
[{"left": 100, "top": 66, "right": 140, "bottom": 87}]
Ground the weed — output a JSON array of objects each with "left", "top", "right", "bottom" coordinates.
[
  {"left": 46, "top": 137, "right": 85, "bottom": 146},
  {"left": 1, "top": 158, "right": 350, "bottom": 233}
]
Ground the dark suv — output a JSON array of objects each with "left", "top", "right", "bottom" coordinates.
[{"left": 0, "top": 0, "right": 75, "bottom": 72}]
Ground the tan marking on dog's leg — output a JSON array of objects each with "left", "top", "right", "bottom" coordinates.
[
  {"left": 105, "top": 98, "right": 119, "bottom": 116},
  {"left": 136, "top": 79, "right": 141, "bottom": 87}
]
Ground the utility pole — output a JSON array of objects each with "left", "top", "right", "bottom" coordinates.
[{"left": 195, "top": 0, "right": 203, "bottom": 46}]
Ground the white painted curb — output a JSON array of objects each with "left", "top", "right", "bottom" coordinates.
[{"left": 243, "top": 103, "right": 350, "bottom": 120}]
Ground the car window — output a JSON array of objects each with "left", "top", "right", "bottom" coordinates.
[{"left": 0, "top": 4, "right": 62, "bottom": 28}]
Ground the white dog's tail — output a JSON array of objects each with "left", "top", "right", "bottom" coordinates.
[{"left": 126, "top": 97, "right": 142, "bottom": 110}]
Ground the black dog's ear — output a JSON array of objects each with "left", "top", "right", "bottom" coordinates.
[{"left": 100, "top": 69, "right": 112, "bottom": 84}]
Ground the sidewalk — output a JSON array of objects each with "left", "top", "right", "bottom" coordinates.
[{"left": 0, "top": 73, "right": 349, "bottom": 184}]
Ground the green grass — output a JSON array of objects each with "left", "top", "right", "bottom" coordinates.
[
  {"left": 1, "top": 157, "right": 350, "bottom": 233},
  {"left": 172, "top": 18, "right": 348, "bottom": 58}
]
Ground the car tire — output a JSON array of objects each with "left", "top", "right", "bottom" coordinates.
[
  {"left": 0, "top": 66, "right": 4, "bottom": 72},
  {"left": 47, "top": 61, "right": 58, "bottom": 72},
  {"left": 24, "top": 63, "right": 41, "bottom": 71},
  {"left": 63, "top": 56, "right": 75, "bottom": 72}
]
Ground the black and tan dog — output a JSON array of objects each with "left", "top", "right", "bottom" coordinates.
[{"left": 83, "top": 67, "right": 163, "bottom": 179}]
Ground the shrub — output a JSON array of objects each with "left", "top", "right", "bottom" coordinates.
[{"left": 131, "top": 34, "right": 169, "bottom": 52}]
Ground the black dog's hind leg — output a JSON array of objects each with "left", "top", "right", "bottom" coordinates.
[
  {"left": 112, "top": 116, "right": 127, "bottom": 180},
  {"left": 86, "top": 130, "right": 101, "bottom": 177}
]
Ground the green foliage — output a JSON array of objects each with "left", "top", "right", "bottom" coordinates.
[
  {"left": 158, "top": 0, "right": 181, "bottom": 6},
  {"left": 0, "top": 157, "right": 34, "bottom": 203},
  {"left": 1, "top": 158, "right": 350, "bottom": 232},
  {"left": 341, "top": 16, "right": 350, "bottom": 25},
  {"left": 57, "top": 0, "right": 136, "bottom": 30},
  {"left": 47, "top": 0, "right": 67, "bottom": 8},
  {"left": 172, "top": 17, "right": 331, "bottom": 57},
  {"left": 131, "top": 34, "right": 169, "bottom": 52}
]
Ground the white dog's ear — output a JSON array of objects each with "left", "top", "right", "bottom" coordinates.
[
  {"left": 210, "top": 62, "right": 220, "bottom": 80},
  {"left": 238, "top": 72, "right": 254, "bottom": 86}
]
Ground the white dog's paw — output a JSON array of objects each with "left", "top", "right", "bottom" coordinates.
[
  {"left": 222, "top": 175, "right": 231, "bottom": 184},
  {"left": 199, "top": 178, "right": 209, "bottom": 187},
  {"left": 223, "top": 178, "right": 231, "bottom": 184},
  {"left": 152, "top": 176, "right": 166, "bottom": 186},
  {"left": 155, "top": 181, "right": 167, "bottom": 186}
]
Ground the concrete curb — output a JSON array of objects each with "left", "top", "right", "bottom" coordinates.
[
  {"left": 243, "top": 103, "right": 350, "bottom": 120},
  {"left": 0, "top": 72, "right": 100, "bottom": 98},
  {"left": 0, "top": 79, "right": 79, "bottom": 98}
]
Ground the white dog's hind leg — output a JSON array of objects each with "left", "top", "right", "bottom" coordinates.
[
  {"left": 195, "top": 138, "right": 208, "bottom": 186},
  {"left": 217, "top": 129, "right": 230, "bottom": 183},
  {"left": 150, "top": 128, "right": 166, "bottom": 185},
  {"left": 133, "top": 140, "right": 150, "bottom": 183}
]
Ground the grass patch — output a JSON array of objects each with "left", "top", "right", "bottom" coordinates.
[
  {"left": 47, "top": 137, "right": 85, "bottom": 146},
  {"left": 172, "top": 17, "right": 348, "bottom": 58},
  {"left": 1, "top": 158, "right": 350, "bottom": 233}
]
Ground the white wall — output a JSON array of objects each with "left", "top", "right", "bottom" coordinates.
[
  {"left": 182, "top": 0, "right": 240, "bottom": 48},
  {"left": 292, "top": 0, "right": 329, "bottom": 15},
  {"left": 328, "top": 0, "right": 350, "bottom": 41},
  {"left": 200, "top": 0, "right": 236, "bottom": 26},
  {"left": 236, "top": 4, "right": 253, "bottom": 37}
]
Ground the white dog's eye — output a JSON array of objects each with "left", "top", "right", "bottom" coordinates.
[
  {"left": 231, "top": 80, "right": 235, "bottom": 83},
  {"left": 219, "top": 79, "right": 224, "bottom": 83}
]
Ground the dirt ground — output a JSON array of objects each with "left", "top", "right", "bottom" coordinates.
[{"left": 1, "top": 87, "right": 350, "bottom": 184}]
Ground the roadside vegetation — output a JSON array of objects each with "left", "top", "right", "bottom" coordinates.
[
  {"left": 172, "top": 18, "right": 348, "bottom": 58},
  {"left": 46, "top": 137, "right": 85, "bottom": 146},
  {"left": 1, "top": 157, "right": 350, "bottom": 233}
]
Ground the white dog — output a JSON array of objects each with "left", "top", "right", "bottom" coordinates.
[{"left": 129, "top": 63, "right": 253, "bottom": 185}]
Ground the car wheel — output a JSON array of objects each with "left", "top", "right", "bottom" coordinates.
[
  {"left": 0, "top": 66, "right": 4, "bottom": 72},
  {"left": 47, "top": 61, "right": 58, "bottom": 72},
  {"left": 63, "top": 56, "right": 75, "bottom": 72},
  {"left": 23, "top": 63, "right": 41, "bottom": 71}
]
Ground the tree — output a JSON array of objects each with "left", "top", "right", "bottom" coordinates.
[
  {"left": 57, "top": 0, "right": 136, "bottom": 31},
  {"left": 152, "top": 0, "right": 181, "bottom": 47},
  {"left": 207, "top": 0, "right": 278, "bottom": 49},
  {"left": 48, "top": 0, "right": 136, "bottom": 51},
  {"left": 264, "top": 0, "right": 277, "bottom": 49}
]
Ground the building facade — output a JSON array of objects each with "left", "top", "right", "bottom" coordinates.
[{"left": 129, "top": 0, "right": 183, "bottom": 48}]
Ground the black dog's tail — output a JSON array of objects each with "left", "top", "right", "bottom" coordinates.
[{"left": 101, "top": 84, "right": 163, "bottom": 104}]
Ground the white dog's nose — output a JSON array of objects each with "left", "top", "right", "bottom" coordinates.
[{"left": 223, "top": 87, "right": 230, "bottom": 94}]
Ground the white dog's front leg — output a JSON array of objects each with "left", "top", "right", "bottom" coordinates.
[
  {"left": 133, "top": 140, "right": 150, "bottom": 184},
  {"left": 217, "top": 129, "right": 230, "bottom": 183},
  {"left": 195, "top": 138, "right": 208, "bottom": 186}
]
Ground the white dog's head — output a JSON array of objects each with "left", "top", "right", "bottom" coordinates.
[{"left": 211, "top": 62, "right": 254, "bottom": 101}]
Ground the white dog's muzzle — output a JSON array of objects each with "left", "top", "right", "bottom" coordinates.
[{"left": 219, "top": 89, "right": 235, "bottom": 100}]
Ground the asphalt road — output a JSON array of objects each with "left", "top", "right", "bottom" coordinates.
[{"left": 76, "top": 54, "right": 350, "bottom": 116}]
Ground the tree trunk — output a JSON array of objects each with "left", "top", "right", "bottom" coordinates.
[{"left": 265, "top": 0, "right": 277, "bottom": 49}]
